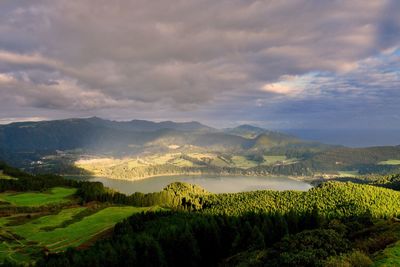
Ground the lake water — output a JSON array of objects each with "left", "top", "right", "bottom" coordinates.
[{"left": 75, "top": 175, "right": 312, "bottom": 194}]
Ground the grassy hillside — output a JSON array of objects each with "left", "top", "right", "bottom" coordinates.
[
  {"left": 0, "top": 187, "right": 76, "bottom": 207},
  {"left": 0, "top": 188, "right": 152, "bottom": 264},
  {"left": 36, "top": 180, "right": 400, "bottom": 267},
  {"left": 74, "top": 152, "right": 301, "bottom": 179},
  {"left": 3, "top": 161, "right": 400, "bottom": 266}
]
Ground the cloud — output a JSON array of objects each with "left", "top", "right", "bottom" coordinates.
[
  {"left": 0, "top": 50, "right": 57, "bottom": 67},
  {"left": 0, "top": 117, "right": 47, "bottom": 125},
  {"left": 262, "top": 83, "right": 297, "bottom": 95},
  {"left": 0, "top": 0, "right": 399, "bottom": 128}
]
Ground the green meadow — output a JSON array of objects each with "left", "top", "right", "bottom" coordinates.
[
  {"left": 0, "top": 187, "right": 154, "bottom": 264},
  {"left": 373, "top": 241, "right": 400, "bottom": 266},
  {"left": 378, "top": 159, "right": 400, "bottom": 165},
  {"left": 0, "top": 172, "right": 14, "bottom": 180},
  {"left": 0, "top": 187, "right": 77, "bottom": 207},
  {"left": 338, "top": 170, "right": 359, "bottom": 177}
]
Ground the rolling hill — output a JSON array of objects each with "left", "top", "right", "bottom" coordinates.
[{"left": 1, "top": 118, "right": 400, "bottom": 178}]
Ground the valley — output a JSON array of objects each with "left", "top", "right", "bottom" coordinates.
[
  {"left": 2, "top": 118, "right": 400, "bottom": 266},
  {"left": 2, "top": 162, "right": 400, "bottom": 266},
  {"left": 74, "top": 152, "right": 299, "bottom": 180},
  {"left": 2, "top": 118, "right": 400, "bottom": 185}
]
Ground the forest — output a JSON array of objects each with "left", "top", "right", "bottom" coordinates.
[{"left": 2, "top": 161, "right": 400, "bottom": 266}]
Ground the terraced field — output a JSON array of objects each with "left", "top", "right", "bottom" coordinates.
[
  {"left": 0, "top": 187, "right": 154, "bottom": 264},
  {"left": 0, "top": 187, "right": 77, "bottom": 207}
]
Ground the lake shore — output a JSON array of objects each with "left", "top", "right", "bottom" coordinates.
[{"left": 66, "top": 174, "right": 313, "bottom": 194}]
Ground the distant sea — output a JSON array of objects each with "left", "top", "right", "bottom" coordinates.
[{"left": 283, "top": 129, "right": 400, "bottom": 147}]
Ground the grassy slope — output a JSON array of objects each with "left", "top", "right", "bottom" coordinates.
[
  {"left": 0, "top": 206, "right": 151, "bottom": 263},
  {"left": 378, "top": 159, "right": 400, "bottom": 165},
  {"left": 75, "top": 153, "right": 297, "bottom": 180},
  {"left": 16, "top": 206, "right": 148, "bottom": 252},
  {"left": 0, "top": 173, "right": 14, "bottom": 180},
  {"left": 374, "top": 242, "right": 400, "bottom": 266},
  {"left": 0, "top": 187, "right": 77, "bottom": 207}
]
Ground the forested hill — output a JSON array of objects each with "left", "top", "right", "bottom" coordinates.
[
  {"left": 2, "top": 118, "right": 400, "bottom": 178},
  {"left": 3, "top": 161, "right": 400, "bottom": 266},
  {"left": 0, "top": 118, "right": 301, "bottom": 153},
  {"left": 0, "top": 118, "right": 310, "bottom": 170}
]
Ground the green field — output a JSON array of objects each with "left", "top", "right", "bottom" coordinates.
[
  {"left": 373, "top": 241, "right": 400, "bottom": 266},
  {"left": 0, "top": 172, "right": 14, "bottom": 180},
  {"left": 263, "top": 155, "right": 287, "bottom": 164},
  {"left": 74, "top": 152, "right": 301, "bottom": 180},
  {"left": 230, "top": 156, "right": 258, "bottom": 168},
  {"left": 338, "top": 170, "right": 359, "bottom": 177},
  {"left": 0, "top": 187, "right": 77, "bottom": 207},
  {"left": 0, "top": 202, "right": 152, "bottom": 263},
  {"left": 378, "top": 159, "right": 400, "bottom": 165},
  {"left": 10, "top": 206, "right": 148, "bottom": 252},
  {"left": 0, "top": 182, "right": 159, "bottom": 264}
]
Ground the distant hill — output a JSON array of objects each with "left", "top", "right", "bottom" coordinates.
[
  {"left": 85, "top": 117, "right": 213, "bottom": 132},
  {"left": 0, "top": 118, "right": 303, "bottom": 170},
  {"left": 224, "top": 124, "right": 297, "bottom": 139},
  {"left": 2, "top": 118, "right": 399, "bottom": 177},
  {"left": 0, "top": 118, "right": 303, "bottom": 153}
]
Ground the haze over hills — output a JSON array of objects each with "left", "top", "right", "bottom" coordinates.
[
  {"left": 284, "top": 128, "right": 400, "bottom": 148},
  {"left": 2, "top": 1, "right": 400, "bottom": 266},
  {"left": 1, "top": 117, "right": 400, "bottom": 179},
  {"left": 0, "top": 117, "right": 297, "bottom": 153}
]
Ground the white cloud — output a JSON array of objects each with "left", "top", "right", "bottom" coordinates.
[
  {"left": 0, "top": 0, "right": 399, "bottom": 127},
  {"left": 0, "top": 117, "right": 47, "bottom": 125}
]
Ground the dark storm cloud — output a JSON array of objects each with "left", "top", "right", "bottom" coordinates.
[{"left": 0, "top": 0, "right": 399, "bottom": 128}]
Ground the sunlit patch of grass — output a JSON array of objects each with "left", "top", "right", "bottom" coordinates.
[
  {"left": 0, "top": 206, "right": 155, "bottom": 264},
  {"left": 338, "top": 171, "right": 359, "bottom": 177},
  {"left": 168, "top": 157, "right": 195, "bottom": 167},
  {"left": 0, "top": 187, "right": 77, "bottom": 207},
  {"left": 230, "top": 156, "right": 258, "bottom": 168},
  {"left": 0, "top": 171, "right": 15, "bottom": 180},
  {"left": 373, "top": 241, "right": 400, "bottom": 266},
  {"left": 378, "top": 159, "right": 400, "bottom": 165},
  {"left": 263, "top": 155, "right": 287, "bottom": 164}
]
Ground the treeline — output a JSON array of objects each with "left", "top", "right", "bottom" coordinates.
[
  {"left": 36, "top": 181, "right": 400, "bottom": 267},
  {"left": 247, "top": 162, "right": 313, "bottom": 176},
  {"left": 36, "top": 210, "right": 322, "bottom": 267},
  {"left": 203, "top": 182, "right": 400, "bottom": 218},
  {"left": 3, "top": 161, "right": 400, "bottom": 266},
  {"left": 37, "top": 207, "right": 377, "bottom": 267},
  {"left": 81, "top": 162, "right": 314, "bottom": 180},
  {"left": 0, "top": 161, "right": 207, "bottom": 211},
  {"left": 357, "top": 164, "right": 400, "bottom": 175},
  {"left": 306, "top": 146, "right": 400, "bottom": 171},
  {"left": 370, "top": 174, "right": 400, "bottom": 190},
  {"left": 76, "top": 181, "right": 207, "bottom": 210},
  {"left": 0, "top": 161, "right": 77, "bottom": 192}
]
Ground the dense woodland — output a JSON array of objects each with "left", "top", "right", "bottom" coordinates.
[{"left": 2, "top": 162, "right": 400, "bottom": 266}]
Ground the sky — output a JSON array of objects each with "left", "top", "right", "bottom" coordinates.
[{"left": 0, "top": 0, "right": 399, "bottom": 132}]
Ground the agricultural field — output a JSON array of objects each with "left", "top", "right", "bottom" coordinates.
[
  {"left": 0, "top": 171, "right": 14, "bottom": 180},
  {"left": 0, "top": 187, "right": 77, "bottom": 207},
  {"left": 0, "top": 187, "right": 153, "bottom": 264},
  {"left": 378, "top": 159, "right": 400, "bottom": 165},
  {"left": 230, "top": 155, "right": 259, "bottom": 168},
  {"left": 337, "top": 170, "right": 359, "bottom": 177},
  {"left": 74, "top": 152, "right": 299, "bottom": 180}
]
